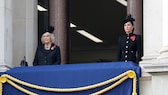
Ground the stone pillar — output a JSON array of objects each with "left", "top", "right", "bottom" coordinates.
[
  {"left": 140, "top": 0, "right": 162, "bottom": 64},
  {"left": 127, "top": 0, "right": 142, "bottom": 35},
  {"left": 140, "top": 0, "right": 168, "bottom": 70},
  {"left": 25, "top": 0, "right": 38, "bottom": 66},
  {"left": 139, "top": 0, "right": 168, "bottom": 94},
  {"left": 49, "top": 0, "right": 68, "bottom": 64},
  {"left": 157, "top": 0, "right": 168, "bottom": 60},
  {"left": 0, "top": 0, "right": 37, "bottom": 71},
  {"left": 0, "top": 0, "right": 13, "bottom": 71},
  {"left": 12, "top": 0, "right": 37, "bottom": 66}
]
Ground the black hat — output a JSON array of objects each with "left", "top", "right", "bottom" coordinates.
[
  {"left": 123, "top": 14, "right": 135, "bottom": 25},
  {"left": 44, "top": 25, "right": 54, "bottom": 33}
]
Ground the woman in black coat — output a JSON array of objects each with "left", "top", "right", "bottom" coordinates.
[
  {"left": 117, "top": 14, "right": 142, "bottom": 63},
  {"left": 33, "top": 26, "right": 61, "bottom": 66}
]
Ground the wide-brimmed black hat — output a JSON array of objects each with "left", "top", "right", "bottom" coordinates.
[
  {"left": 123, "top": 14, "right": 135, "bottom": 25},
  {"left": 44, "top": 25, "right": 54, "bottom": 33}
]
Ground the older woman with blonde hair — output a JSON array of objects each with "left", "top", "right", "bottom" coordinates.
[{"left": 33, "top": 25, "right": 61, "bottom": 66}]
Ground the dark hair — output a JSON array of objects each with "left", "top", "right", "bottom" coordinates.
[{"left": 123, "top": 14, "right": 135, "bottom": 25}]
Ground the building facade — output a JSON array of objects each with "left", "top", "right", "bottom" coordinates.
[
  {"left": 0, "top": 0, "right": 37, "bottom": 71},
  {"left": 1, "top": 0, "right": 168, "bottom": 94}
]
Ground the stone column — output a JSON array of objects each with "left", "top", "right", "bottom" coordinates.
[
  {"left": 140, "top": 0, "right": 168, "bottom": 70},
  {"left": 12, "top": 0, "right": 37, "bottom": 66},
  {"left": 140, "top": 0, "right": 162, "bottom": 64},
  {"left": 0, "top": 0, "right": 13, "bottom": 71},
  {"left": 139, "top": 0, "right": 168, "bottom": 94},
  {"left": 49, "top": 0, "right": 68, "bottom": 64},
  {"left": 25, "top": 0, "right": 38, "bottom": 66},
  {"left": 127, "top": 0, "right": 142, "bottom": 35},
  {"left": 157, "top": 0, "right": 168, "bottom": 60}
]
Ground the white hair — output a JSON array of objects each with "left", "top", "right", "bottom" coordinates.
[{"left": 41, "top": 32, "right": 55, "bottom": 44}]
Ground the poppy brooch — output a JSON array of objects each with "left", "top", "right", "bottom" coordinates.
[
  {"left": 130, "top": 35, "right": 136, "bottom": 41},
  {"left": 51, "top": 45, "right": 56, "bottom": 50}
]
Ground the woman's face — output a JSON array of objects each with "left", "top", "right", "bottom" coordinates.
[
  {"left": 124, "top": 21, "right": 134, "bottom": 34},
  {"left": 42, "top": 32, "right": 51, "bottom": 44}
]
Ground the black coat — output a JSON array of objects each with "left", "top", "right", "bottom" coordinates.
[
  {"left": 117, "top": 33, "right": 142, "bottom": 63},
  {"left": 33, "top": 43, "right": 61, "bottom": 66}
]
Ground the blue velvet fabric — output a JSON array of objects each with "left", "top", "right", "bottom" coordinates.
[{"left": 2, "top": 62, "right": 141, "bottom": 95}]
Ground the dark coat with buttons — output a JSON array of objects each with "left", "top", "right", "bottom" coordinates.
[
  {"left": 33, "top": 43, "right": 61, "bottom": 66},
  {"left": 117, "top": 33, "right": 142, "bottom": 63}
]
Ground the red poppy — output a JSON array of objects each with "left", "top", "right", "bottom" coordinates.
[
  {"left": 51, "top": 45, "right": 56, "bottom": 50},
  {"left": 130, "top": 35, "right": 136, "bottom": 41}
]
